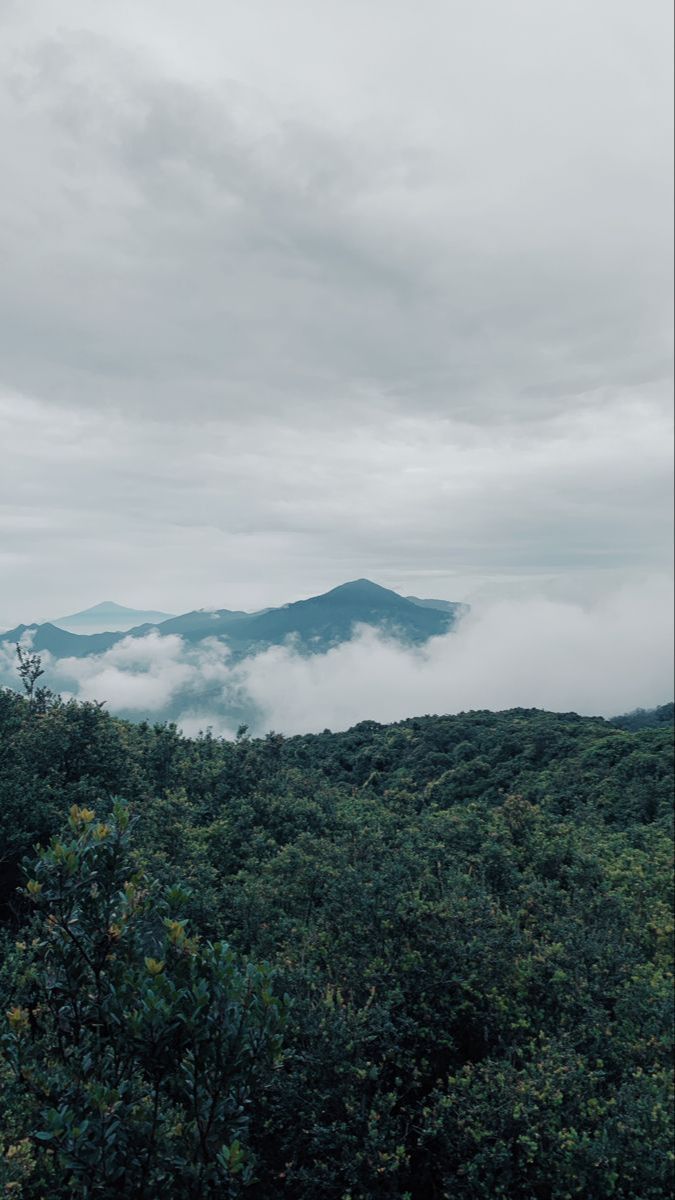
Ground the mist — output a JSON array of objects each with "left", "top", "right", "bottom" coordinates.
[{"left": 2, "top": 576, "right": 671, "bottom": 737}]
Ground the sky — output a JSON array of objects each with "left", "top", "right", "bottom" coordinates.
[{"left": 0, "top": 0, "right": 673, "bottom": 629}]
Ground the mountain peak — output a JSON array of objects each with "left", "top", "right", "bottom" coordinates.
[
  {"left": 61, "top": 601, "right": 148, "bottom": 615},
  {"left": 51, "top": 601, "right": 175, "bottom": 635},
  {"left": 324, "top": 579, "right": 394, "bottom": 597}
]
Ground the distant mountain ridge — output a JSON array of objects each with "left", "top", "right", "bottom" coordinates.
[
  {"left": 608, "top": 702, "right": 674, "bottom": 731},
  {"left": 51, "top": 600, "right": 175, "bottom": 634},
  {"left": 2, "top": 580, "right": 467, "bottom": 661},
  {"left": 406, "top": 595, "right": 466, "bottom": 615}
]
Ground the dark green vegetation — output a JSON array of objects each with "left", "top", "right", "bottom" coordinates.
[
  {"left": 609, "top": 703, "right": 675, "bottom": 732},
  {"left": 0, "top": 579, "right": 467, "bottom": 661},
  {"left": 0, "top": 682, "right": 672, "bottom": 1198}
]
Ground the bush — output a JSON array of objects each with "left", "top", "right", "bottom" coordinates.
[{"left": 2, "top": 801, "right": 285, "bottom": 1199}]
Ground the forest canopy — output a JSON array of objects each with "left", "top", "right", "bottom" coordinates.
[{"left": 0, "top": 683, "right": 672, "bottom": 1199}]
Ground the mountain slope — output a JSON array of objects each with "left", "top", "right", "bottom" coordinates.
[
  {"left": 1, "top": 623, "right": 123, "bottom": 658},
  {"left": 406, "top": 595, "right": 469, "bottom": 617},
  {"left": 223, "top": 579, "right": 457, "bottom": 653},
  {"left": 146, "top": 608, "right": 251, "bottom": 638}
]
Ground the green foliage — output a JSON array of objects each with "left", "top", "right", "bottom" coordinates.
[
  {"left": 609, "top": 703, "right": 675, "bottom": 732},
  {"left": 2, "top": 800, "right": 284, "bottom": 1199},
  {"left": 0, "top": 687, "right": 672, "bottom": 1198},
  {"left": 14, "top": 646, "right": 45, "bottom": 708}
]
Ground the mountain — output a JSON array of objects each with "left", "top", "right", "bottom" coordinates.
[
  {"left": 3, "top": 623, "right": 125, "bottom": 658},
  {"left": 609, "top": 702, "right": 675, "bottom": 731},
  {"left": 222, "top": 579, "right": 458, "bottom": 653},
  {"left": 51, "top": 601, "right": 175, "bottom": 634},
  {"left": 1, "top": 579, "right": 466, "bottom": 661},
  {"left": 406, "top": 595, "right": 469, "bottom": 617},
  {"left": 143, "top": 607, "right": 251, "bottom": 639}
]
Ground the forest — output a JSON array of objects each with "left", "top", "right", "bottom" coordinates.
[{"left": 0, "top": 675, "right": 672, "bottom": 1199}]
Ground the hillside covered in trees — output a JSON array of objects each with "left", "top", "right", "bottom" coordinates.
[{"left": 0, "top": 684, "right": 672, "bottom": 1198}]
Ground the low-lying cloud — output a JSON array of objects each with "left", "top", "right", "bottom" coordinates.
[{"left": 2, "top": 577, "right": 671, "bottom": 737}]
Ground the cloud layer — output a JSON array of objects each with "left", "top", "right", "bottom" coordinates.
[
  {"left": 1, "top": 384, "right": 672, "bottom": 625},
  {"left": 0, "top": 1, "right": 672, "bottom": 623},
  {"left": 3, "top": 577, "right": 671, "bottom": 737}
]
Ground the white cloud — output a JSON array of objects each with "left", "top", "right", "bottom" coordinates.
[
  {"left": 240, "top": 576, "right": 674, "bottom": 732},
  {"left": 55, "top": 633, "right": 191, "bottom": 710}
]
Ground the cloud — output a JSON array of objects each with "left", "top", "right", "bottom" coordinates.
[
  {"left": 1, "top": 6, "right": 671, "bottom": 423},
  {"left": 0, "top": 385, "right": 672, "bottom": 627},
  {"left": 0, "top": 1, "right": 671, "bottom": 622},
  {"left": 240, "top": 576, "right": 674, "bottom": 732},
  {"left": 2, "top": 577, "right": 671, "bottom": 736}
]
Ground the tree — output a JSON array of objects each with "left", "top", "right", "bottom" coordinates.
[
  {"left": 14, "top": 645, "right": 54, "bottom": 714},
  {"left": 2, "top": 801, "right": 286, "bottom": 1199},
  {"left": 15, "top": 645, "right": 44, "bottom": 705}
]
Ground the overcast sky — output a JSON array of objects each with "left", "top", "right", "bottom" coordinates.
[{"left": 0, "top": 0, "right": 672, "bottom": 626}]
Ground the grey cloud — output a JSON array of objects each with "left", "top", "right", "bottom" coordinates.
[
  {"left": 0, "top": 381, "right": 667, "bottom": 628},
  {"left": 1, "top": 388, "right": 671, "bottom": 624},
  {"left": 0, "top": 1, "right": 671, "bottom": 624},
  {"left": 0, "top": 7, "right": 671, "bottom": 422}
]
